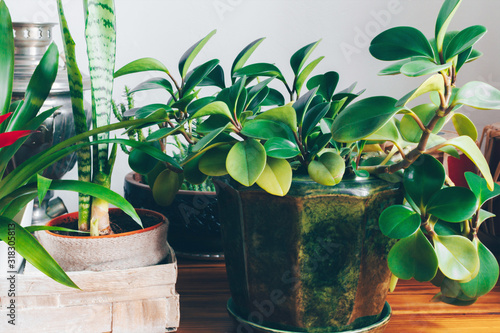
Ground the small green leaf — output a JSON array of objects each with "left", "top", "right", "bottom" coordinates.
[
  {"left": 378, "top": 59, "right": 412, "bottom": 76},
  {"left": 307, "top": 152, "right": 345, "bottom": 186},
  {"left": 295, "top": 56, "right": 324, "bottom": 96},
  {"left": 234, "top": 63, "right": 286, "bottom": 83},
  {"left": 182, "top": 154, "right": 208, "bottom": 185},
  {"left": 128, "top": 147, "right": 158, "bottom": 175},
  {"left": 255, "top": 105, "right": 297, "bottom": 133},
  {"left": 400, "top": 59, "right": 451, "bottom": 77},
  {"left": 129, "top": 77, "right": 174, "bottom": 96},
  {"left": 435, "top": 0, "right": 463, "bottom": 52},
  {"left": 454, "top": 81, "right": 500, "bottom": 110},
  {"left": 400, "top": 104, "right": 446, "bottom": 142},
  {"left": 198, "top": 145, "right": 231, "bottom": 177},
  {"left": 444, "top": 25, "right": 487, "bottom": 61},
  {"left": 364, "top": 118, "right": 400, "bottom": 143},
  {"left": 396, "top": 74, "right": 445, "bottom": 107},
  {"left": 240, "top": 119, "right": 294, "bottom": 141},
  {"left": 152, "top": 169, "right": 183, "bottom": 206},
  {"left": 226, "top": 139, "right": 266, "bottom": 187},
  {"left": 196, "top": 114, "right": 231, "bottom": 133},
  {"left": 192, "top": 125, "right": 231, "bottom": 153},
  {"left": 183, "top": 59, "right": 220, "bottom": 96},
  {"left": 302, "top": 102, "right": 330, "bottom": 139},
  {"left": 293, "top": 87, "right": 318, "bottom": 126},
  {"left": 370, "top": 27, "right": 435, "bottom": 61},
  {"left": 179, "top": 29, "right": 216, "bottom": 78},
  {"left": 433, "top": 234, "right": 479, "bottom": 281},
  {"left": 379, "top": 205, "right": 421, "bottom": 239},
  {"left": 477, "top": 210, "right": 496, "bottom": 226},
  {"left": 464, "top": 172, "right": 500, "bottom": 207},
  {"left": 426, "top": 187, "right": 478, "bottom": 222},
  {"left": 231, "top": 37, "right": 265, "bottom": 78},
  {"left": 199, "top": 64, "right": 225, "bottom": 89},
  {"left": 191, "top": 101, "right": 233, "bottom": 121},
  {"left": 187, "top": 96, "right": 217, "bottom": 116},
  {"left": 306, "top": 72, "right": 339, "bottom": 101},
  {"left": 452, "top": 113, "right": 477, "bottom": 141},
  {"left": 114, "top": 57, "right": 169, "bottom": 78},
  {"left": 264, "top": 138, "right": 301, "bottom": 159},
  {"left": 256, "top": 157, "right": 292, "bottom": 196},
  {"left": 290, "top": 40, "right": 321, "bottom": 75}
]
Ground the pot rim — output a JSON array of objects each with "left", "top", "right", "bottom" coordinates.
[
  {"left": 43, "top": 208, "right": 167, "bottom": 240},
  {"left": 125, "top": 171, "right": 216, "bottom": 196}
]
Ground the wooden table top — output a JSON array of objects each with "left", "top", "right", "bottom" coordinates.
[{"left": 176, "top": 258, "right": 500, "bottom": 333}]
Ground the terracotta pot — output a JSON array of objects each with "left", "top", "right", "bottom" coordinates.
[
  {"left": 215, "top": 175, "right": 403, "bottom": 333},
  {"left": 37, "top": 208, "right": 169, "bottom": 271},
  {"left": 124, "top": 172, "right": 223, "bottom": 259}
]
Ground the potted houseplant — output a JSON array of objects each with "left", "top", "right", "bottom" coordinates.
[{"left": 130, "top": 0, "right": 500, "bottom": 331}]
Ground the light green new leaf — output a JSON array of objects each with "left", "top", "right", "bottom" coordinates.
[
  {"left": 364, "top": 118, "right": 400, "bottom": 143},
  {"left": 302, "top": 102, "right": 330, "bottom": 139},
  {"left": 400, "top": 59, "right": 451, "bottom": 78},
  {"left": 0, "top": 0, "right": 14, "bottom": 118},
  {"left": 295, "top": 56, "right": 324, "bottom": 96},
  {"left": 264, "top": 138, "right": 300, "bottom": 159},
  {"left": 183, "top": 59, "right": 220, "bottom": 96},
  {"left": 370, "top": 27, "right": 435, "bottom": 61},
  {"left": 378, "top": 59, "right": 412, "bottom": 76},
  {"left": 256, "top": 105, "right": 297, "bottom": 133},
  {"left": 114, "top": 58, "right": 169, "bottom": 78},
  {"left": 256, "top": 157, "right": 292, "bottom": 196},
  {"left": 307, "top": 152, "right": 345, "bottom": 186},
  {"left": 396, "top": 74, "right": 445, "bottom": 107},
  {"left": 435, "top": 0, "right": 463, "bottom": 53},
  {"left": 379, "top": 205, "right": 421, "bottom": 239},
  {"left": 452, "top": 113, "right": 477, "bottom": 141},
  {"left": 453, "top": 81, "right": 500, "bottom": 110},
  {"left": 464, "top": 172, "right": 500, "bottom": 207},
  {"left": 152, "top": 169, "right": 183, "bottom": 207},
  {"left": 290, "top": 40, "right": 321, "bottom": 75},
  {"left": 444, "top": 25, "right": 487, "bottom": 61},
  {"left": 433, "top": 234, "right": 479, "bottom": 281},
  {"left": 478, "top": 210, "right": 496, "bottom": 226},
  {"left": 226, "top": 139, "right": 266, "bottom": 187},
  {"left": 426, "top": 187, "right": 478, "bottom": 222},
  {"left": 191, "top": 101, "right": 233, "bottom": 121},
  {"left": 179, "top": 29, "right": 216, "bottom": 79},
  {"left": 388, "top": 229, "right": 438, "bottom": 282},
  {"left": 400, "top": 104, "right": 446, "bottom": 143},
  {"left": 231, "top": 37, "right": 265, "bottom": 78}
]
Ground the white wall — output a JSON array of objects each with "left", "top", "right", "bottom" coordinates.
[{"left": 5, "top": 0, "right": 500, "bottom": 212}]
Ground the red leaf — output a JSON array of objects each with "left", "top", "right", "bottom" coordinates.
[
  {"left": 0, "top": 130, "right": 32, "bottom": 148},
  {"left": 0, "top": 112, "right": 12, "bottom": 125}
]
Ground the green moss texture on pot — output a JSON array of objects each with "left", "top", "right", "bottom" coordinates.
[{"left": 215, "top": 176, "right": 403, "bottom": 332}]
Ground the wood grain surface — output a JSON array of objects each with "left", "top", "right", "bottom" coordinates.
[{"left": 176, "top": 259, "right": 500, "bottom": 333}]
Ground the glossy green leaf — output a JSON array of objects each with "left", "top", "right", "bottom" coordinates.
[
  {"left": 453, "top": 81, "right": 500, "bottom": 110},
  {"left": 404, "top": 154, "right": 445, "bottom": 212},
  {"left": 433, "top": 234, "right": 479, "bottom": 281},
  {"left": 130, "top": 77, "right": 174, "bottom": 98},
  {"left": 124, "top": 104, "right": 170, "bottom": 119},
  {"left": 290, "top": 40, "right": 321, "bottom": 75},
  {"left": 187, "top": 96, "right": 217, "bottom": 116},
  {"left": 295, "top": 56, "right": 324, "bottom": 96},
  {"left": 226, "top": 139, "right": 266, "bottom": 187},
  {"left": 364, "top": 118, "right": 400, "bottom": 143},
  {"left": 331, "top": 96, "right": 400, "bottom": 142},
  {"left": 370, "top": 27, "right": 435, "bottom": 61},
  {"left": 231, "top": 37, "right": 265, "bottom": 78},
  {"left": 191, "top": 101, "right": 233, "bottom": 121},
  {"left": 192, "top": 124, "right": 231, "bottom": 152},
  {"left": 400, "top": 59, "right": 451, "bottom": 77},
  {"left": 396, "top": 74, "right": 444, "bottom": 107},
  {"left": 255, "top": 105, "right": 297, "bottom": 133},
  {"left": 0, "top": 0, "right": 14, "bottom": 117},
  {"left": 171, "top": 91, "right": 199, "bottom": 111},
  {"left": 307, "top": 152, "right": 345, "bottom": 186},
  {"left": 256, "top": 157, "right": 292, "bottom": 196},
  {"left": 199, "top": 64, "right": 225, "bottom": 89},
  {"left": 388, "top": 229, "right": 438, "bottom": 282},
  {"left": 146, "top": 126, "right": 179, "bottom": 142},
  {"left": 262, "top": 88, "right": 285, "bottom": 107},
  {"left": 128, "top": 147, "right": 158, "bottom": 175},
  {"left": 195, "top": 114, "right": 231, "bottom": 134},
  {"left": 152, "top": 169, "right": 183, "bottom": 206},
  {"left": 179, "top": 29, "right": 216, "bottom": 78},
  {"left": 234, "top": 63, "right": 286, "bottom": 83},
  {"left": 426, "top": 187, "right": 478, "bottom": 222},
  {"left": 293, "top": 87, "right": 318, "bottom": 126},
  {"left": 435, "top": 0, "right": 463, "bottom": 52},
  {"left": 478, "top": 210, "right": 496, "bottom": 226},
  {"left": 456, "top": 47, "right": 472, "bottom": 72},
  {"left": 302, "top": 102, "right": 330, "bottom": 139},
  {"left": 183, "top": 59, "right": 220, "bottom": 96},
  {"left": 443, "top": 136, "right": 494, "bottom": 190},
  {"left": 198, "top": 145, "right": 231, "bottom": 177},
  {"left": 378, "top": 59, "right": 412, "bottom": 76},
  {"left": 465, "top": 172, "right": 500, "bottom": 207},
  {"left": 400, "top": 104, "right": 445, "bottom": 142},
  {"left": 183, "top": 154, "right": 208, "bottom": 185},
  {"left": 444, "top": 25, "right": 487, "bottom": 61},
  {"left": 379, "top": 205, "right": 421, "bottom": 239},
  {"left": 246, "top": 78, "right": 274, "bottom": 106},
  {"left": 36, "top": 174, "right": 52, "bottom": 204},
  {"left": 114, "top": 58, "right": 169, "bottom": 78},
  {"left": 0, "top": 217, "right": 77, "bottom": 288},
  {"left": 452, "top": 113, "right": 477, "bottom": 141},
  {"left": 264, "top": 138, "right": 300, "bottom": 159},
  {"left": 241, "top": 119, "right": 293, "bottom": 141},
  {"left": 306, "top": 72, "right": 339, "bottom": 101}
]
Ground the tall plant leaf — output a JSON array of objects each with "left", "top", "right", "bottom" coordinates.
[{"left": 0, "top": 0, "right": 14, "bottom": 119}]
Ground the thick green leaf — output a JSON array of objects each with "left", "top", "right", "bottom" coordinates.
[
  {"left": 114, "top": 58, "right": 169, "bottom": 78},
  {"left": 195, "top": 114, "right": 231, "bottom": 134},
  {"left": 192, "top": 124, "right": 231, "bottom": 152},
  {"left": 234, "top": 63, "right": 286, "bottom": 83},
  {"left": 331, "top": 96, "right": 400, "bottom": 142},
  {"left": 379, "top": 205, "right": 421, "bottom": 239},
  {"left": 183, "top": 59, "right": 220, "bottom": 96},
  {"left": 128, "top": 146, "right": 159, "bottom": 175},
  {"left": 426, "top": 187, "right": 478, "bottom": 222},
  {"left": 264, "top": 138, "right": 300, "bottom": 159},
  {"left": 478, "top": 210, "right": 496, "bottom": 226},
  {"left": 199, "top": 64, "right": 225, "bottom": 89},
  {"left": 388, "top": 229, "right": 438, "bottom": 282},
  {"left": 370, "top": 27, "right": 435, "bottom": 61},
  {"left": 183, "top": 154, "right": 208, "bottom": 185},
  {"left": 226, "top": 139, "right": 266, "bottom": 186},
  {"left": 187, "top": 96, "right": 217, "bottom": 116},
  {"left": 435, "top": 0, "right": 463, "bottom": 53},
  {"left": 306, "top": 72, "right": 339, "bottom": 101},
  {"left": 302, "top": 102, "right": 330, "bottom": 139},
  {"left": 307, "top": 152, "right": 345, "bottom": 186},
  {"left": 464, "top": 172, "right": 500, "bottom": 207},
  {"left": 293, "top": 87, "right": 318, "bottom": 126},
  {"left": 130, "top": 77, "right": 174, "bottom": 96},
  {"left": 364, "top": 118, "right": 400, "bottom": 143},
  {"left": 378, "top": 59, "right": 412, "bottom": 76},
  {"left": 0, "top": 0, "right": 14, "bottom": 118},
  {"left": 231, "top": 37, "right": 265, "bottom": 78},
  {"left": 290, "top": 40, "right": 321, "bottom": 75},
  {"left": 444, "top": 25, "right": 486, "bottom": 61},
  {"left": 241, "top": 119, "right": 294, "bottom": 141},
  {"left": 400, "top": 104, "right": 445, "bottom": 142},
  {"left": 152, "top": 169, "right": 183, "bottom": 206},
  {"left": 396, "top": 74, "right": 445, "bottom": 107},
  {"left": 179, "top": 29, "right": 216, "bottom": 79},
  {"left": 452, "top": 113, "right": 477, "bottom": 141},
  {"left": 198, "top": 145, "right": 231, "bottom": 177},
  {"left": 295, "top": 56, "right": 324, "bottom": 96},
  {"left": 433, "top": 234, "right": 479, "bottom": 281},
  {"left": 453, "top": 81, "right": 500, "bottom": 110},
  {"left": 262, "top": 88, "right": 285, "bottom": 107},
  {"left": 0, "top": 217, "right": 78, "bottom": 288},
  {"left": 255, "top": 105, "right": 297, "bottom": 133},
  {"left": 256, "top": 157, "right": 292, "bottom": 196},
  {"left": 404, "top": 154, "right": 445, "bottom": 212},
  {"left": 400, "top": 59, "right": 451, "bottom": 77},
  {"left": 191, "top": 101, "right": 233, "bottom": 121}
]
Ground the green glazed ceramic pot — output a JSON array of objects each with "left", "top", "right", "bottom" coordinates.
[{"left": 214, "top": 175, "right": 403, "bottom": 332}]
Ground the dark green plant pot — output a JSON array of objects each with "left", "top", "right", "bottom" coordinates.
[{"left": 214, "top": 175, "right": 403, "bottom": 332}]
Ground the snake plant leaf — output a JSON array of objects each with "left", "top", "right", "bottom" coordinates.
[
  {"left": 234, "top": 63, "right": 286, "bottom": 83},
  {"left": 400, "top": 59, "right": 451, "bottom": 78},
  {"left": 226, "top": 139, "right": 266, "bottom": 187},
  {"left": 198, "top": 64, "right": 225, "bottom": 89},
  {"left": 306, "top": 72, "right": 339, "bottom": 101},
  {"left": 404, "top": 154, "right": 445, "bottom": 213},
  {"left": 241, "top": 119, "right": 294, "bottom": 141},
  {"left": 183, "top": 154, "right": 208, "bottom": 185},
  {"left": 187, "top": 96, "right": 217, "bottom": 116},
  {"left": 262, "top": 88, "right": 285, "bottom": 107},
  {"left": 433, "top": 234, "right": 479, "bottom": 281},
  {"left": 0, "top": 0, "right": 14, "bottom": 118},
  {"left": 370, "top": 27, "right": 435, "bottom": 61},
  {"left": 307, "top": 152, "right": 345, "bottom": 186},
  {"left": 388, "top": 229, "right": 438, "bottom": 282},
  {"left": 396, "top": 74, "right": 444, "bottom": 107},
  {"left": 378, "top": 59, "right": 412, "bottom": 76},
  {"left": 295, "top": 56, "right": 324, "bottom": 96},
  {"left": 0, "top": 217, "right": 78, "bottom": 288},
  {"left": 191, "top": 101, "right": 233, "bottom": 121},
  {"left": 302, "top": 102, "right": 330, "bottom": 139},
  {"left": 452, "top": 113, "right": 477, "bottom": 141},
  {"left": 465, "top": 172, "right": 500, "bottom": 207},
  {"left": 426, "top": 187, "right": 478, "bottom": 222},
  {"left": 231, "top": 37, "right": 265, "bottom": 79},
  {"left": 198, "top": 145, "right": 231, "bottom": 177},
  {"left": 36, "top": 174, "right": 52, "bottom": 204},
  {"left": 152, "top": 169, "right": 183, "bottom": 206},
  {"left": 192, "top": 124, "right": 231, "bottom": 153},
  {"left": 114, "top": 57, "right": 169, "bottom": 78},
  {"left": 255, "top": 105, "right": 297, "bottom": 133},
  {"left": 379, "top": 205, "right": 421, "bottom": 239},
  {"left": 442, "top": 135, "right": 494, "bottom": 190},
  {"left": 453, "top": 81, "right": 500, "bottom": 110},
  {"left": 331, "top": 96, "right": 400, "bottom": 142},
  {"left": 290, "top": 40, "right": 321, "bottom": 75},
  {"left": 183, "top": 59, "right": 220, "bottom": 97},
  {"left": 256, "top": 157, "right": 292, "bottom": 196},
  {"left": 179, "top": 29, "right": 216, "bottom": 79},
  {"left": 130, "top": 77, "right": 174, "bottom": 97},
  {"left": 293, "top": 87, "right": 318, "bottom": 126},
  {"left": 444, "top": 25, "right": 487, "bottom": 61},
  {"left": 435, "top": 0, "right": 463, "bottom": 53},
  {"left": 459, "top": 239, "right": 500, "bottom": 298},
  {"left": 264, "top": 138, "right": 300, "bottom": 159},
  {"left": 399, "top": 104, "right": 446, "bottom": 142}
]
